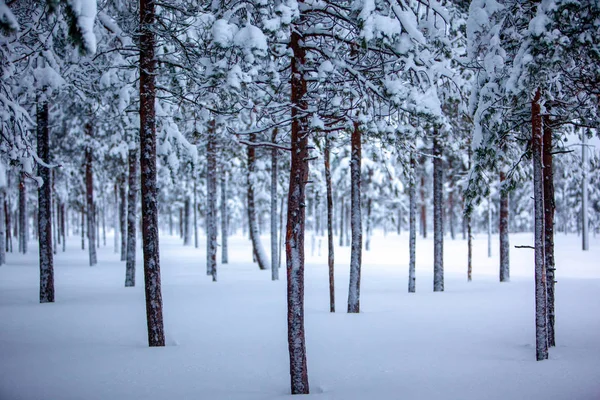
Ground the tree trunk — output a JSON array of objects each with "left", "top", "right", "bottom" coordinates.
[
  {"left": 365, "top": 197, "right": 372, "bottom": 252},
  {"left": 467, "top": 149, "right": 473, "bottom": 282},
  {"left": 81, "top": 205, "right": 85, "bottom": 250},
  {"left": 18, "top": 173, "right": 26, "bottom": 254},
  {"left": 125, "top": 148, "right": 137, "bottom": 287},
  {"left": 543, "top": 115, "right": 556, "bottom": 347},
  {"left": 37, "top": 98, "right": 54, "bottom": 302},
  {"left": 179, "top": 207, "right": 183, "bottom": 238},
  {"left": 85, "top": 123, "right": 97, "bottom": 266},
  {"left": 487, "top": 195, "right": 492, "bottom": 258},
  {"left": 0, "top": 191, "right": 5, "bottom": 265},
  {"left": 247, "top": 133, "right": 269, "bottom": 270},
  {"left": 60, "top": 203, "right": 65, "bottom": 252},
  {"left": 324, "top": 135, "right": 335, "bottom": 311},
  {"left": 499, "top": 172, "right": 510, "bottom": 282},
  {"left": 348, "top": 121, "right": 362, "bottom": 313},
  {"left": 193, "top": 178, "right": 198, "bottom": 249},
  {"left": 448, "top": 186, "right": 455, "bottom": 240},
  {"left": 420, "top": 169, "right": 427, "bottom": 239},
  {"left": 532, "top": 89, "right": 548, "bottom": 361},
  {"left": 221, "top": 171, "right": 228, "bottom": 264},
  {"left": 408, "top": 154, "right": 416, "bottom": 293},
  {"left": 271, "top": 129, "right": 279, "bottom": 281},
  {"left": 5, "top": 196, "right": 12, "bottom": 253},
  {"left": 339, "top": 197, "right": 344, "bottom": 247},
  {"left": 114, "top": 182, "right": 119, "bottom": 253},
  {"left": 344, "top": 201, "right": 350, "bottom": 247},
  {"left": 286, "top": 17, "right": 309, "bottom": 394},
  {"left": 183, "top": 195, "right": 191, "bottom": 246},
  {"left": 168, "top": 207, "right": 173, "bottom": 236},
  {"left": 433, "top": 129, "right": 444, "bottom": 292},
  {"left": 206, "top": 120, "right": 217, "bottom": 281},
  {"left": 120, "top": 176, "right": 127, "bottom": 261},
  {"left": 139, "top": 0, "right": 165, "bottom": 347},
  {"left": 581, "top": 131, "right": 589, "bottom": 250}
]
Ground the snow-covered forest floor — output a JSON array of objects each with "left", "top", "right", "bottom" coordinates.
[{"left": 0, "top": 231, "right": 598, "bottom": 400}]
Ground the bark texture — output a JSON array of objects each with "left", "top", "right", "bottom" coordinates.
[
  {"left": 271, "top": 129, "right": 279, "bottom": 281},
  {"left": 247, "top": 133, "right": 269, "bottom": 270},
  {"left": 408, "top": 154, "right": 416, "bottom": 293},
  {"left": 140, "top": 0, "right": 165, "bottom": 347},
  {"left": 37, "top": 99, "right": 54, "bottom": 303},
  {"left": 347, "top": 121, "right": 362, "bottom": 313},
  {"left": 125, "top": 148, "right": 137, "bottom": 287},
  {"left": 433, "top": 129, "right": 444, "bottom": 292},
  {"left": 18, "top": 173, "right": 26, "bottom": 254},
  {"left": 543, "top": 115, "right": 556, "bottom": 347},
  {"left": 324, "top": 135, "right": 335, "bottom": 311},
  {"left": 221, "top": 171, "right": 228, "bottom": 264},
  {"left": 499, "top": 172, "right": 510, "bottom": 282},
  {"left": 532, "top": 89, "right": 548, "bottom": 361},
  {"left": 286, "top": 16, "right": 309, "bottom": 394},
  {"left": 206, "top": 121, "right": 217, "bottom": 281},
  {"left": 85, "top": 123, "right": 97, "bottom": 266}
]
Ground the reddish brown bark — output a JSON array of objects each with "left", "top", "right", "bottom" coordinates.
[{"left": 543, "top": 114, "right": 556, "bottom": 347}]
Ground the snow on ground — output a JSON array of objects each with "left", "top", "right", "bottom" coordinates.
[{"left": 0, "top": 230, "right": 599, "bottom": 400}]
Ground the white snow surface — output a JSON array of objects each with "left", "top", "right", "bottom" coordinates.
[
  {"left": 0, "top": 231, "right": 599, "bottom": 399},
  {"left": 66, "top": 0, "right": 97, "bottom": 54}
]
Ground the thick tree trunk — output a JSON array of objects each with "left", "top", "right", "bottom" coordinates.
[
  {"left": 581, "top": 132, "right": 589, "bottom": 250},
  {"left": 324, "top": 135, "right": 335, "bottom": 311},
  {"left": 408, "top": 154, "right": 417, "bottom": 293},
  {"left": 286, "top": 18, "right": 309, "bottom": 394},
  {"left": 348, "top": 121, "right": 362, "bottom": 313},
  {"left": 18, "top": 173, "right": 26, "bottom": 254},
  {"left": 125, "top": 148, "right": 137, "bottom": 287},
  {"left": 206, "top": 120, "right": 217, "bottom": 281},
  {"left": 543, "top": 115, "right": 556, "bottom": 347},
  {"left": 37, "top": 99, "right": 54, "bottom": 302},
  {"left": 85, "top": 123, "right": 97, "bottom": 266},
  {"left": 140, "top": 0, "right": 165, "bottom": 347},
  {"left": 499, "top": 172, "right": 510, "bottom": 282},
  {"left": 433, "top": 129, "right": 444, "bottom": 292},
  {"left": 532, "top": 89, "right": 548, "bottom": 361},
  {"left": 120, "top": 176, "right": 127, "bottom": 261},
  {"left": 247, "top": 133, "right": 269, "bottom": 270},
  {"left": 271, "top": 129, "right": 279, "bottom": 281},
  {"left": 221, "top": 171, "right": 228, "bottom": 264}
]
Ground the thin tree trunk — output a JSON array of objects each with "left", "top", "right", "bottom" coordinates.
[
  {"left": 221, "top": 171, "right": 228, "bottom": 264},
  {"left": 120, "top": 176, "right": 127, "bottom": 261},
  {"left": 125, "top": 148, "right": 137, "bottom": 287},
  {"left": 37, "top": 98, "right": 54, "bottom": 302},
  {"left": 169, "top": 207, "right": 173, "bottom": 236},
  {"left": 433, "top": 129, "right": 444, "bottom": 292},
  {"left": 206, "top": 120, "right": 217, "bottom": 281},
  {"left": 344, "top": 202, "right": 350, "bottom": 247},
  {"left": 339, "top": 197, "right": 344, "bottom": 247},
  {"left": 543, "top": 115, "right": 556, "bottom": 347},
  {"left": 487, "top": 195, "right": 492, "bottom": 258},
  {"left": 0, "top": 191, "right": 5, "bottom": 265},
  {"left": 448, "top": 186, "right": 455, "bottom": 240},
  {"left": 61, "top": 203, "right": 65, "bottom": 252},
  {"left": 581, "top": 131, "right": 589, "bottom": 250},
  {"left": 114, "top": 182, "right": 119, "bottom": 253},
  {"left": 348, "top": 121, "right": 362, "bottom": 313},
  {"left": 18, "top": 173, "right": 26, "bottom": 254},
  {"left": 271, "top": 129, "right": 279, "bottom": 281},
  {"left": 467, "top": 148, "right": 473, "bottom": 281},
  {"left": 420, "top": 169, "right": 427, "bottom": 239},
  {"left": 81, "top": 205, "right": 85, "bottom": 250},
  {"left": 286, "top": 17, "right": 309, "bottom": 394},
  {"left": 247, "top": 133, "right": 269, "bottom": 270},
  {"left": 532, "top": 89, "right": 548, "bottom": 361},
  {"left": 278, "top": 195, "right": 285, "bottom": 270},
  {"left": 499, "top": 172, "right": 510, "bottom": 282},
  {"left": 183, "top": 196, "right": 191, "bottom": 246},
  {"left": 408, "top": 154, "right": 416, "bottom": 293},
  {"left": 193, "top": 179, "right": 198, "bottom": 249},
  {"left": 5, "top": 197, "right": 12, "bottom": 253},
  {"left": 52, "top": 173, "right": 57, "bottom": 255},
  {"left": 324, "top": 135, "right": 335, "bottom": 311},
  {"left": 365, "top": 197, "right": 372, "bottom": 252},
  {"left": 85, "top": 123, "right": 97, "bottom": 266},
  {"left": 102, "top": 198, "right": 106, "bottom": 247},
  {"left": 140, "top": 0, "right": 165, "bottom": 347},
  {"left": 179, "top": 207, "right": 183, "bottom": 238}
]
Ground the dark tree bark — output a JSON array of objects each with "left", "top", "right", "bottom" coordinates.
[
  {"left": 120, "top": 176, "right": 127, "bottom": 261},
  {"left": 81, "top": 205, "right": 85, "bottom": 250},
  {"left": 365, "top": 197, "right": 372, "bottom": 252},
  {"left": 114, "top": 182, "right": 119, "bottom": 253},
  {"left": 247, "top": 133, "right": 269, "bottom": 270},
  {"left": 206, "top": 120, "right": 217, "bottom": 281},
  {"left": 543, "top": 114, "right": 556, "bottom": 347},
  {"left": 221, "top": 171, "right": 228, "bottom": 264},
  {"left": 140, "top": 0, "right": 165, "bottom": 347},
  {"left": 179, "top": 207, "right": 183, "bottom": 238},
  {"left": 183, "top": 196, "right": 191, "bottom": 246},
  {"left": 37, "top": 99, "right": 54, "bottom": 302},
  {"left": 5, "top": 196, "right": 12, "bottom": 253},
  {"left": 347, "top": 121, "right": 362, "bottom": 313},
  {"left": 125, "top": 148, "right": 137, "bottom": 287},
  {"left": 18, "top": 173, "right": 26, "bottom": 254},
  {"left": 193, "top": 179, "right": 198, "bottom": 249},
  {"left": 286, "top": 15, "right": 309, "bottom": 394},
  {"left": 60, "top": 203, "right": 65, "bottom": 252},
  {"left": 408, "top": 154, "right": 416, "bottom": 293},
  {"left": 324, "top": 135, "right": 335, "bottom": 311},
  {"left": 344, "top": 201, "right": 350, "bottom": 247},
  {"left": 168, "top": 207, "right": 173, "bottom": 236},
  {"left": 85, "top": 123, "right": 97, "bottom": 266},
  {"left": 271, "top": 129, "right": 279, "bottom": 281},
  {"left": 420, "top": 166, "right": 427, "bottom": 239},
  {"left": 467, "top": 148, "right": 473, "bottom": 282},
  {"left": 0, "top": 190, "right": 5, "bottom": 265},
  {"left": 581, "top": 132, "right": 589, "bottom": 250},
  {"left": 532, "top": 89, "right": 548, "bottom": 361},
  {"left": 433, "top": 129, "right": 444, "bottom": 292},
  {"left": 499, "top": 172, "right": 510, "bottom": 282},
  {"left": 448, "top": 186, "right": 455, "bottom": 240}
]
